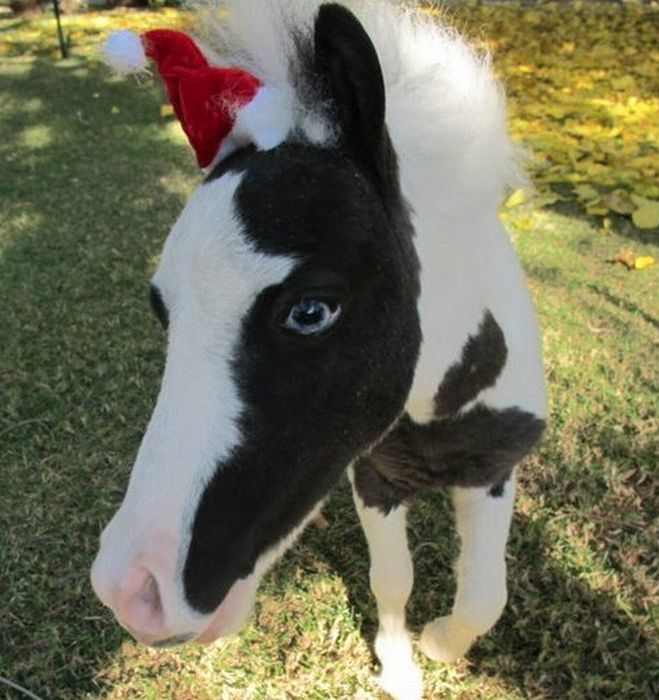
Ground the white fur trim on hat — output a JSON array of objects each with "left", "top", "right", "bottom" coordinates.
[
  {"left": 206, "top": 86, "right": 293, "bottom": 172},
  {"left": 232, "top": 86, "right": 292, "bottom": 150},
  {"left": 103, "top": 30, "right": 148, "bottom": 74}
]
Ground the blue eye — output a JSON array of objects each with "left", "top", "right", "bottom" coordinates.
[{"left": 283, "top": 298, "right": 341, "bottom": 336}]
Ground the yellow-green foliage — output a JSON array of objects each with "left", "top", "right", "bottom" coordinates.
[
  {"left": 461, "top": 1, "right": 658, "bottom": 228},
  {"left": 2, "top": 3, "right": 657, "bottom": 230}
]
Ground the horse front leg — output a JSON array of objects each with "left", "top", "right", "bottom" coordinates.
[
  {"left": 349, "top": 466, "right": 423, "bottom": 700},
  {"left": 420, "top": 471, "right": 516, "bottom": 663}
]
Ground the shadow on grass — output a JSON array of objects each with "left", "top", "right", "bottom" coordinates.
[
  {"left": 310, "top": 468, "right": 657, "bottom": 700},
  {"left": 544, "top": 196, "right": 658, "bottom": 247},
  {"left": 587, "top": 283, "right": 659, "bottom": 331},
  {"left": 0, "top": 18, "right": 29, "bottom": 34}
]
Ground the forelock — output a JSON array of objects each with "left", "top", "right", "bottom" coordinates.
[{"left": 196, "top": 0, "right": 336, "bottom": 149}]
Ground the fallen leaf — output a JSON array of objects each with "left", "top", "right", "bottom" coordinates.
[
  {"left": 612, "top": 251, "right": 636, "bottom": 270},
  {"left": 515, "top": 218, "right": 535, "bottom": 231},
  {"left": 611, "top": 251, "right": 656, "bottom": 271},
  {"left": 587, "top": 323, "right": 613, "bottom": 335},
  {"left": 634, "top": 256, "right": 656, "bottom": 270},
  {"left": 505, "top": 188, "right": 531, "bottom": 208}
]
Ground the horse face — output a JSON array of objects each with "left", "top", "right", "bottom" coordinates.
[{"left": 91, "top": 4, "right": 420, "bottom": 647}]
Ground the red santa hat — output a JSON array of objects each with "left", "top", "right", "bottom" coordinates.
[{"left": 103, "top": 28, "right": 271, "bottom": 169}]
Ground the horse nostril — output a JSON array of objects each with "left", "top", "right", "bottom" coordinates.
[
  {"left": 115, "top": 567, "right": 166, "bottom": 639},
  {"left": 139, "top": 573, "right": 162, "bottom": 613}
]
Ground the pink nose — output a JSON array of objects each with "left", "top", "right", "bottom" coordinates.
[
  {"left": 116, "top": 567, "right": 165, "bottom": 639},
  {"left": 99, "top": 565, "right": 167, "bottom": 643}
]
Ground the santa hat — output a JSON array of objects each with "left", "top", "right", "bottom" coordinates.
[{"left": 103, "top": 29, "right": 288, "bottom": 169}]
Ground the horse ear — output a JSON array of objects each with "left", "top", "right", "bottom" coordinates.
[{"left": 314, "top": 3, "right": 389, "bottom": 187}]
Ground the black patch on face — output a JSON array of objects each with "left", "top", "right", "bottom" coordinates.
[
  {"left": 149, "top": 284, "right": 169, "bottom": 330},
  {"left": 354, "top": 405, "right": 545, "bottom": 514},
  {"left": 180, "top": 4, "right": 423, "bottom": 614},
  {"left": 184, "top": 144, "right": 420, "bottom": 612},
  {"left": 434, "top": 310, "right": 507, "bottom": 417}
]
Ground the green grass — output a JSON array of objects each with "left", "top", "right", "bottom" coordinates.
[{"left": 1, "top": 6, "right": 658, "bottom": 700}]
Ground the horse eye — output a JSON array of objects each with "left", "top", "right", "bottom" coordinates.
[{"left": 283, "top": 298, "right": 341, "bottom": 336}]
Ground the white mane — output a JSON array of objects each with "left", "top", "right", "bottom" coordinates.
[{"left": 195, "top": 0, "right": 517, "bottom": 218}]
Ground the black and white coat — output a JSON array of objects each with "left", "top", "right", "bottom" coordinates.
[{"left": 91, "top": 3, "right": 546, "bottom": 699}]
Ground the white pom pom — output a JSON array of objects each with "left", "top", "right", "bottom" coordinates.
[{"left": 103, "top": 30, "right": 147, "bottom": 74}]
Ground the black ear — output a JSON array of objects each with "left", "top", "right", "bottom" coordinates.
[{"left": 314, "top": 3, "right": 391, "bottom": 189}]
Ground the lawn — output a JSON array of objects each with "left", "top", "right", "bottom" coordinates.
[{"left": 0, "top": 3, "right": 657, "bottom": 699}]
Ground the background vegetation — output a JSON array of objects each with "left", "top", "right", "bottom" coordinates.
[{"left": 1, "top": 2, "right": 657, "bottom": 699}]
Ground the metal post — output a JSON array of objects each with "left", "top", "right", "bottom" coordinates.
[{"left": 52, "top": 0, "right": 68, "bottom": 59}]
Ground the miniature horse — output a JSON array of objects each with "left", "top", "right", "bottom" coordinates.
[{"left": 91, "top": 2, "right": 546, "bottom": 698}]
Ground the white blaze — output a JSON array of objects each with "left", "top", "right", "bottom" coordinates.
[{"left": 92, "top": 173, "right": 294, "bottom": 635}]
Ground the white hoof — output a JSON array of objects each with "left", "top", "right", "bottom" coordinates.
[
  {"left": 419, "top": 615, "right": 475, "bottom": 664},
  {"left": 376, "top": 660, "right": 424, "bottom": 700},
  {"left": 374, "top": 630, "right": 424, "bottom": 700}
]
